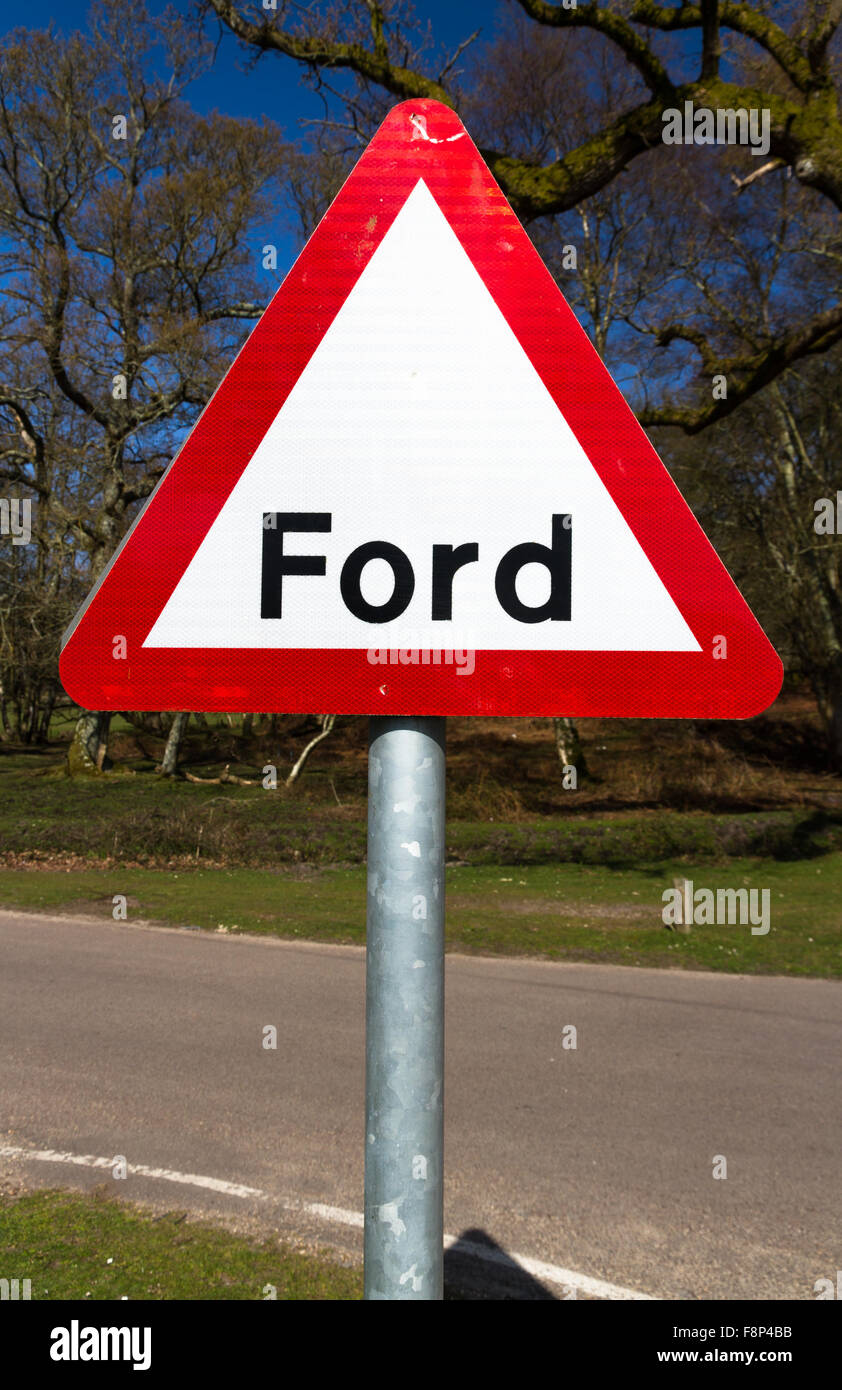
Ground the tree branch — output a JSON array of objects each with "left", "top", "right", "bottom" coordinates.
[
  {"left": 808, "top": 0, "right": 842, "bottom": 77},
  {"left": 700, "top": 0, "right": 721, "bottom": 81},
  {"left": 639, "top": 304, "right": 842, "bottom": 434},
  {"left": 513, "top": 0, "right": 672, "bottom": 95},
  {"left": 0, "top": 395, "right": 44, "bottom": 464},
  {"left": 730, "top": 157, "right": 785, "bottom": 190},
  {"left": 438, "top": 29, "right": 481, "bottom": 86},
  {"left": 206, "top": 0, "right": 453, "bottom": 104},
  {"left": 630, "top": 2, "right": 816, "bottom": 93},
  {"left": 203, "top": 301, "right": 265, "bottom": 321},
  {"left": 483, "top": 92, "right": 671, "bottom": 220}
]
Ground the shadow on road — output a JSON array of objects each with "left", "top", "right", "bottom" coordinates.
[{"left": 444, "top": 1227, "right": 561, "bottom": 1300}]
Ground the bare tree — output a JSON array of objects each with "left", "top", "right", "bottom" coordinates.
[
  {"left": 157, "top": 711, "right": 190, "bottom": 777},
  {"left": 659, "top": 345, "right": 842, "bottom": 764},
  {"left": 286, "top": 714, "right": 338, "bottom": 786},
  {"left": 0, "top": 2, "right": 289, "bottom": 769},
  {"left": 205, "top": 0, "right": 842, "bottom": 429}
]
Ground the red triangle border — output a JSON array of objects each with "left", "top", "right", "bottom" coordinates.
[{"left": 60, "top": 99, "right": 783, "bottom": 719}]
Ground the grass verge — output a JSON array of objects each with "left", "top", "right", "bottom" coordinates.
[
  {"left": 0, "top": 1188, "right": 361, "bottom": 1300},
  {"left": 1, "top": 854, "right": 839, "bottom": 976},
  {"left": 2, "top": 752, "right": 842, "bottom": 868}
]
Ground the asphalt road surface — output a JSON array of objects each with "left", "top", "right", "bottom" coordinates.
[{"left": 1, "top": 909, "right": 840, "bottom": 1300}]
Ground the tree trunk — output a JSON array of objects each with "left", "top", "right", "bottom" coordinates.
[
  {"left": 157, "top": 712, "right": 189, "bottom": 777},
  {"left": 286, "top": 714, "right": 337, "bottom": 786},
  {"left": 830, "top": 680, "right": 842, "bottom": 771},
  {"left": 24, "top": 694, "right": 39, "bottom": 744},
  {"left": 95, "top": 713, "right": 112, "bottom": 769},
  {"left": 38, "top": 690, "right": 56, "bottom": 743},
  {"left": 66, "top": 711, "right": 113, "bottom": 775},
  {"left": 553, "top": 717, "right": 589, "bottom": 778}
]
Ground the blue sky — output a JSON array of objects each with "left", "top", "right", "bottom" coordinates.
[
  {"left": 0, "top": 0, "right": 502, "bottom": 132},
  {"left": 0, "top": 1, "right": 509, "bottom": 285},
  {"left": 0, "top": 0, "right": 506, "bottom": 273},
  {"left": 0, "top": 0, "right": 712, "bottom": 396}
]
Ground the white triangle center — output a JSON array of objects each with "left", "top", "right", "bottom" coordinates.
[{"left": 144, "top": 180, "right": 700, "bottom": 653}]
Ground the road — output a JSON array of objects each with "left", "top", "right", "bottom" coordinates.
[{"left": 1, "top": 908, "right": 840, "bottom": 1299}]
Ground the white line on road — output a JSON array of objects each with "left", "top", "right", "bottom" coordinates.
[
  {"left": 0, "top": 1147, "right": 264, "bottom": 1200},
  {"left": 0, "top": 1142, "right": 655, "bottom": 1301}
]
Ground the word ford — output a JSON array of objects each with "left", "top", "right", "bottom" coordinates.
[{"left": 261, "top": 512, "right": 572, "bottom": 624}]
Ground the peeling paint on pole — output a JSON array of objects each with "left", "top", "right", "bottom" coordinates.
[{"left": 364, "top": 716, "right": 445, "bottom": 1300}]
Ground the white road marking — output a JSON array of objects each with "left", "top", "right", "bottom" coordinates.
[
  {"left": 0, "top": 1146, "right": 263, "bottom": 1199},
  {"left": 306, "top": 1202, "right": 364, "bottom": 1229},
  {"left": 0, "top": 1142, "right": 655, "bottom": 1300},
  {"left": 441, "top": 1234, "right": 654, "bottom": 1301}
]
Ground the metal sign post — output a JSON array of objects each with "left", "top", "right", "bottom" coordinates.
[{"left": 364, "top": 716, "right": 446, "bottom": 1300}]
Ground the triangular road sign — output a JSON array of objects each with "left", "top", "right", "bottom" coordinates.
[{"left": 60, "top": 100, "right": 782, "bottom": 718}]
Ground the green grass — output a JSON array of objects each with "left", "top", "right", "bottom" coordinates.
[
  {"left": 1, "top": 853, "right": 839, "bottom": 976},
  {"left": 2, "top": 747, "right": 841, "bottom": 867},
  {"left": 445, "top": 858, "right": 842, "bottom": 976},
  {"left": 2, "top": 737, "right": 840, "bottom": 977},
  {"left": 0, "top": 1188, "right": 361, "bottom": 1300}
]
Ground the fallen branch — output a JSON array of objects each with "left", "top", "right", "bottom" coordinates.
[{"left": 183, "top": 763, "right": 258, "bottom": 786}]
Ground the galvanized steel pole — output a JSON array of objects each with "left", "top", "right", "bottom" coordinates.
[{"left": 364, "top": 715, "right": 446, "bottom": 1300}]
